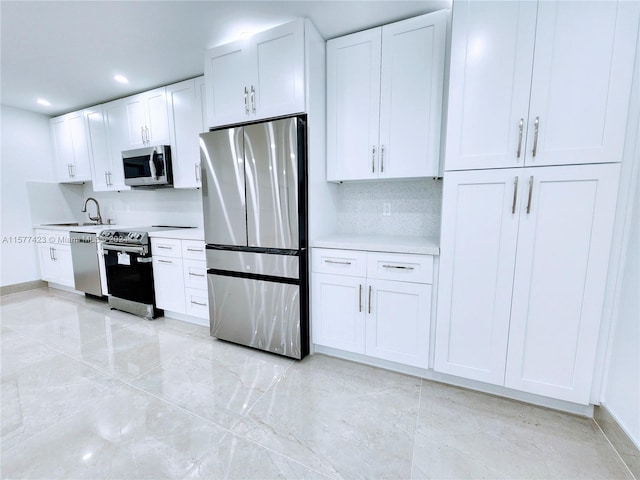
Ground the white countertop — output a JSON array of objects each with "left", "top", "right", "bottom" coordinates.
[
  {"left": 148, "top": 228, "right": 204, "bottom": 241},
  {"left": 312, "top": 234, "right": 440, "bottom": 255}
]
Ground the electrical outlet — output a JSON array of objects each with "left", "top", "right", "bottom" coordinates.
[{"left": 383, "top": 203, "right": 391, "bottom": 216}]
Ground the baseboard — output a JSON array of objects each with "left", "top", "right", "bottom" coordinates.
[
  {"left": 0, "top": 280, "right": 47, "bottom": 296},
  {"left": 313, "top": 345, "right": 594, "bottom": 417},
  {"left": 162, "top": 309, "right": 209, "bottom": 327},
  {"left": 594, "top": 405, "right": 640, "bottom": 478}
]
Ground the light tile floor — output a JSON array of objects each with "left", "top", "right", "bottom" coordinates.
[{"left": 0, "top": 288, "right": 633, "bottom": 479}]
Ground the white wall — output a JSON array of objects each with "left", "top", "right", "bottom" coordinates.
[{"left": 0, "top": 106, "right": 57, "bottom": 287}]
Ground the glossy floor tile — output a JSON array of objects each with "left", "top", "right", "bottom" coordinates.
[{"left": 0, "top": 288, "right": 634, "bottom": 479}]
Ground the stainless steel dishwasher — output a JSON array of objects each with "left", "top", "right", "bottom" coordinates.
[{"left": 70, "top": 231, "right": 103, "bottom": 297}]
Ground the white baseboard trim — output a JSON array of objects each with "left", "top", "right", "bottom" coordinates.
[
  {"left": 313, "top": 345, "right": 594, "bottom": 417},
  {"left": 162, "top": 310, "right": 209, "bottom": 327},
  {"left": 0, "top": 280, "right": 47, "bottom": 296},
  {"left": 594, "top": 404, "right": 640, "bottom": 478}
]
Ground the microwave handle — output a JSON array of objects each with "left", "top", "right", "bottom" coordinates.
[{"left": 148, "top": 151, "right": 156, "bottom": 179}]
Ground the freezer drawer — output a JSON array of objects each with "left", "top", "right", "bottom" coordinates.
[
  {"left": 208, "top": 273, "right": 304, "bottom": 359},
  {"left": 206, "top": 248, "right": 299, "bottom": 279}
]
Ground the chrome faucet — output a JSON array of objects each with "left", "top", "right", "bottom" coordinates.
[{"left": 81, "top": 197, "right": 103, "bottom": 224}]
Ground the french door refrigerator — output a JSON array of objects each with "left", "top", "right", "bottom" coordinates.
[{"left": 200, "top": 115, "right": 308, "bottom": 359}]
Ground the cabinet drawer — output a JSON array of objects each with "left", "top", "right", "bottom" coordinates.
[
  {"left": 312, "top": 248, "right": 367, "bottom": 277},
  {"left": 151, "top": 238, "right": 182, "bottom": 258},
  {"left": 366, "top": 252, "right": 433, "bottom": 284},
  {"left": 183, "top": 259, "right": 207, "bottom": 290},
  {"left": 182, "top": 240, "right": 206, "bottom": 261},
  {"left": 185, "top": 288, "right": 209, "bottom": 319}
]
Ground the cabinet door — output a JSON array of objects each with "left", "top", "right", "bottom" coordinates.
[
  {"left": 85, "top": 106, "right": 111, "bottom": 191},
  {"left": 144, "top": 87, "right": 170, "bottom": 145},
  {"left": 526, "top": 1, "right": 639, "bottom": 167},
  {"left": 444, "top": 1, "right": 537, "bottom": 171},
  {"left": 251, "top": 20, "right": 305, "bottom": 121},
  {"left": 434, "top": 169, "right": 521, "bottom": 384},
  {"left": 51, "top": 112, "right": 91, "bottom": 182},
  {"left": 152, "top": 256, "right": 185, "bottom": 313},
  {"left": 103, "top": 100, "right": 131, "bottom": 191},
  {"left": 379, "top": 11, "right": 447, "bottom": 178},
  {"left": 204, "top": 39, "right": 253, "bottom": 127},
  {"left": 327, "top": 28, "right": 382, "bottom": 181},
  {"left": 123, "top": 94, "right": 147, "bottom": 148},
  {"left": 55, "top": 246, "right": 75, "bottom": 287},
  {"left": 38, "top": 244, "right": 58, "bottom": 282},
  {"left": 366, "top": 280, "right": 431, "bottom": 368},
  {"left": 505, "top": 164, "right": 620, "bottom": 403},
  {"left": 312, "top": 273, "right": 366, "bottom": 353},
  {"left": 167, "top": 78, "right": 202, "bottom": 188}
]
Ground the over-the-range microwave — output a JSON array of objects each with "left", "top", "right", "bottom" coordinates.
[{"left": 122, "top": 145, "right": 173, "bottom": 188}]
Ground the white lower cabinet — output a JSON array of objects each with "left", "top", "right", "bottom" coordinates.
[
  {"left": 312, "top": 248, "right": 433, "bottom": 369},
  {"left": 435, "top": 163, "right": 620, "bottom": 404},
  {"left": 35, "top": 229, "right": 74, "bottom": 288},
  {"left": 151, "top": 238, "right": 208, "bottom": 320}
]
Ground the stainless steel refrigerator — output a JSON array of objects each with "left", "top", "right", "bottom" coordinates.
[{"left": 200, "top": 116, "right": 308, "bottom": 359}]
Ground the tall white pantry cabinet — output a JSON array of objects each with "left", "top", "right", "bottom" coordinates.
[{"left": 435, "top": 0, "right": 639, "bottom": 405}]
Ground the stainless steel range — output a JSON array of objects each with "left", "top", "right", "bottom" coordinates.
[{"left": 98, "top": 226, "right": 185, "bottom": 319}]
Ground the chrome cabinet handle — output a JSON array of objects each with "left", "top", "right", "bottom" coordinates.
[
  {"left": 526, "top": 176, "right": 534, "bottom": 214},
  {"left": 517, "top": 119, "right": 524, "bottom": 158},
  {"left": 191, "top": 300, "right": 207, "bottom": 307},
  {"left": 70, "top": 164, "right": 75, "bottom": 177},
  {"left": 244, "top": 87, "right": 249, "bottom": 115},
  {"left": 189, "top": 272, "right": 205, "bottom": 277},
  {"left": 67, "top": 164, "right": 73, "bottom": 178},
  {"left": 157, "top": 259, "right": 172, "bottom": 264},
  {"left": 156, "top": 246, "right": 172, "bottom": 250},
  {"left": 358, "top": 284, "right": 362, "bottom": 313},
  {"left": 532, "top": 117, "right": 539, "bottom": 157},
  {"left": 381, "top": 145, "right": 385, "bottom": 173},
  {"left": 104, "top": 172, "right": 109, "bottom": 186},
  {"left": 382, "top": 264, "right": 414, "bottom": 270},
  {"left": 368, "top": 285, "right": 372, "bottom": 314},
  {"left": 251, "top": 85, "right": 256, "bottom": 113},
  {"left": 512, "top": 176, "right": 519, "bottom": 214},
  {"left": 145, "top": 126, "right": 150, "bottom": 144},
  {"left": 324, "top": 259, "right": 351, "bottom": 265},
  {"left": 372, "top": 146, "right": 376, "bottom": 173},
  {"left": 187, "top": 248, "right": 203, "bottom": 253},
  {"left": 51, "top": 247, "right": 57, "bottom": 261},
  {"left": 49, "top": 246, "right": 54, "bottom": 261},
  {"left": 141, "top": 126, "right": 145, "bottom": 143},
  {"left": 195, "top": 163, "right": 200, "bottom": 182}
]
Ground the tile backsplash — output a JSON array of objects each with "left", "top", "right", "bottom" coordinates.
[{"left": 336, "top": 179, "right": 442, "bottom": 237}]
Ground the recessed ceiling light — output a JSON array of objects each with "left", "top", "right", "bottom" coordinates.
[
  {"left": 114, "top": 74, "right": 129, "bottom": 84},
  {"left": 36, "top": 98, "right": 51, "bottom": 106}
]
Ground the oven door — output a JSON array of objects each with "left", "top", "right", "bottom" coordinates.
[{"left": 103, "top": 245, "right": 155, "bottom": 305}]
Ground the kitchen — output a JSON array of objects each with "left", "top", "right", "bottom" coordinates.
[{"left": 1, "top": 1, "right": 639, "bottom": 478}]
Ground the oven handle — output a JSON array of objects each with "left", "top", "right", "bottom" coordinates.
[{"left": 102, "top": 244, "right": 147, "bottom": 255}]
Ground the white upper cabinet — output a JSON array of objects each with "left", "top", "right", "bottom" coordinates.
[
  {"left": 85, "top": 105, "right": 128, "bottom": 191},
  {"left": 435, "top": 163, "right": 620, "bottom": 404},
  {"left": 327, "top": 28, "right": 382, "bottom": 181},
  {"left": 327, "top": 11, "right": 448, "bottom": 181},
  {"left": 121, "top": 87, "right": 171, "bottom": 149},
  {"left": 204, "top": 20, "right": 305, "bottom": 127},
  {"left": 167, "top": 77, "right": 206, "bottom": 188},
  {"left": 445, "top": 0, "right": 639, "bottom": 171},
  {"left": 50, "top": 111, "right": 92, "bottom": 183}
]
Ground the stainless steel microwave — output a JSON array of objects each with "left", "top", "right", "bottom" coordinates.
[{"left": 122, "top": 145, "right": 173, "bottom": 188}]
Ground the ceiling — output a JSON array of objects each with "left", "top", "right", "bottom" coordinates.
[{"left": 1, "top": 0, "right": 451, "bottom": 117}]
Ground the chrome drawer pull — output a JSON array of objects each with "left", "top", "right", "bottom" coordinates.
[
  {"left": 189, "top": 272, "right": 205, "bottom": 277},
  {"left": 512, "top": 176, "right": 519, "bottom": 214},
  {"left": 187, "top": 248, "right": 203, "bottom": 252},
  {"left": 157, "top": 245, "right": 172, "bottom": 249},
  {"left": 517, "top": 119, "right": 524, "bottom": 158},
  {"left": 382, "top": 264, "right": 414, "bottom": 270},
  {"left": 324, "top": 259, "right": 352, "bottom": 265},
  {"left": 157, "top": 259, "right": 172, "bottom": 264},
  {"left": 191, "top": 300, "right": 207, "bottom": 307},
  {"left": 526, "top": 176, "right": 534, "bottom": 214},
  {"left": 368, "top": 286, "right": 372, "bottom": 314},
  {"left": 359, "top": 284, "right": 362, "bottom": 313},
  {"left": 532, "top": 117, "right": 539, "bottom": 157}
]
